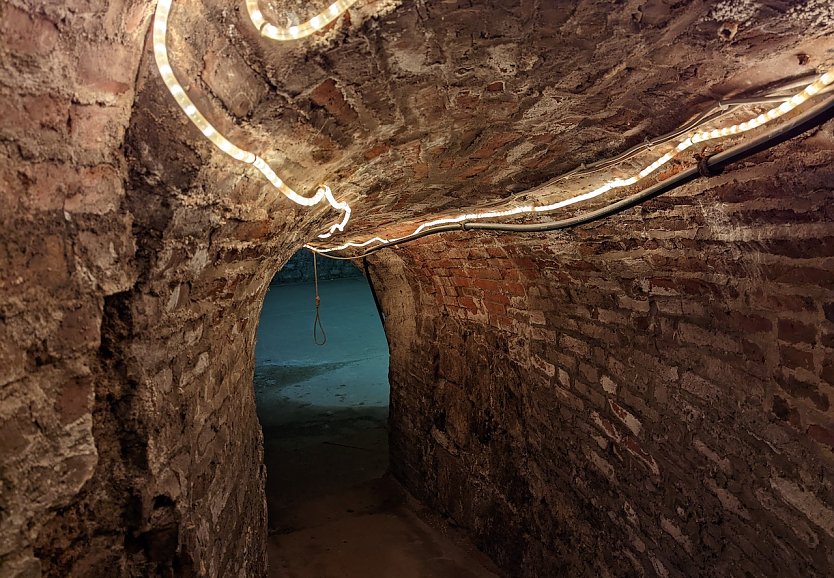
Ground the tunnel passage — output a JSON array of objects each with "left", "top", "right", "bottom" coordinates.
[
  {"left": 3, "top": 0, "right": 834, "bottom": 577},
  {"left": 252, "top": 250, "right": 500, "bottom": 577},
  {"left": 253, "top": 250, "right": 389, "bottom": 523}
]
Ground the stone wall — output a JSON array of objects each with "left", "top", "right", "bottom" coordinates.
[
  {"left": 0, "top": 1, "right": 336, "bottom": 575},
  {"left": 1, "top": 2, "right": 146, "bottom": 575},
  {"left": 272, "top": 249, "right": 361, "bottom": 285},
  {"left": 369, "top": 127, "right": 834, "bottom": 577}
]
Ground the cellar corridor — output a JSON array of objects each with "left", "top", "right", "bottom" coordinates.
[
  {"left": 3, "top": 1, "right": 834, "bottom": 577},
  {"left": 254, "top": 255, "right": 498, "bottom": 576}
]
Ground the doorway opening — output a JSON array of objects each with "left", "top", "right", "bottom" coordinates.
[
  {"left": 255, "top": 250, "right": 389, "bottom": 519},
  {"left": 254, "top": 249, "right": 501, "bottom": 577}
]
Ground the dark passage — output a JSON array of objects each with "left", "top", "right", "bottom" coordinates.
[{"left": 254, "top": 251, "right": 499, "bottom": 577}]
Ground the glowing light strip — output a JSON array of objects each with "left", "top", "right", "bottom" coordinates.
[
  {"left": 245, "top": 0, "right": 359, "bottom": 40},
  {"left": 309, "top": 70, "right": 834, "bottom": 254},
  {"left": 153, "top": 0, "right": 351, "bottom": 239}
]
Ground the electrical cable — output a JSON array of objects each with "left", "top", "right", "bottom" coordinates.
[
  {"left": 554, "top": 85, "right": 833, "bottom": 181},
  {"left": 156, "top": 0, "right": 833, "bottom": 253},
  {"left": 314, "top": 90, "right": 834, "bottom": 260},
  {"left": 307, "top": 73, "right": 834, "bottom": 257}
]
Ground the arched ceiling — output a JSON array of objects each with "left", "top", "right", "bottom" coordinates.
[{"left": 132, "top": 0, "right": 834, "bottom": 253}]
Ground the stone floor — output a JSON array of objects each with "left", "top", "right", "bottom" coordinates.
[{"left": 255, "top": 278, "right": 500, "bottom": 578}]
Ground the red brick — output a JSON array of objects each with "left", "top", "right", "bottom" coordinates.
[
  {"left": 779, "top": 345, "right": 814, "bottom": 371},
  {"left": 776, "top": 373, "right": 829, "bottom": 411},
  {"left": 77, "top": 43, "right": 135, "bottom": 97},
  {"left": 513, "top": 257, "right": 537, "bottom": 270},
  {"left": 1, "top": 6, "right": 59, "bottom": 55},
  {"left": 440, "top": 295, "right": 458, "bottom": 306},
  {"left": 471, "top": 268, "right": 503, "bottom": 280},
  {"left": 807, "top": 424, "right": 834, "bottom": 451},
  {"left": 309, "top": 78, "right": 359, "bottom": 123},
  {"left": 777, "top": 319, "right": 816, "bottom": 344},
  {"left": 458, "top": 297, "right": 480, "bottom": 312},
  {"left": 765, "top": 265, "right": 834, "bottom": 285},
  {"left": 2, "top": 94, "right": 68, "bottom": 140},
  {"left": 470, "top": 131, "right": 522, "bottom": 159},
  {"left": 505, "top": 282, "right": 526, "bottom": 297},
  {"left": 473, "top": 278, "right": 501, "bottom": 291},
  {"left": 364, "top": 143, "right": 390, "bottom": 160},
  {"left": 467, "top": 248, "right": 490, "bottom": 259},
  {"left": 484, "top": 292, "right": 510, "bottom": 305},
  {"left": 55, "top": 375, "right": 94, "bottom": 424},
  {"left": 822, "top": 359, "right": 834, "bottom": 386},
  {"left": 623, "top": 437, "right": 660, "bottom": 477}
]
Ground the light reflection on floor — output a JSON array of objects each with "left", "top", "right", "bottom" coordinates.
[{"left": 255, "top": 278, "right": 389, "bottom": 423}]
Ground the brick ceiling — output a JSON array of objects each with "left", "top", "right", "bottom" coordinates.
[{"left": 133, "top": 0, "right": 834, "bottom": 250}]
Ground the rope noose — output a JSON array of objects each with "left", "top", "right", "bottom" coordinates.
[{"left": 312, "top": 250, "right": 327, "bottom": 346}]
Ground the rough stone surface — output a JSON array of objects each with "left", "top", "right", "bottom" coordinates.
[
  {"left": 0, "top": 1, "right": 320, "bottom": 575},
  {"left": 370, "top": 129, "right": 834, "bottom": 577},
  {"left": 1, "top": 2, "right": 144, "bottom": 575},
  {"left": 2, "top": 0, "right": 834, "bottom": 576}
]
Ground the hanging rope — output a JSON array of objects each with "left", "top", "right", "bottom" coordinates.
[{"left": 312, "top": 249, "right": 327, "bottom": 346}]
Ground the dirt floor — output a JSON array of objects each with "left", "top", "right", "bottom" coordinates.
[{"left": 255, "top": 279, "right": 501, "bottom": 578}]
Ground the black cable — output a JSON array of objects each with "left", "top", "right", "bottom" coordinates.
[{"left": 316, "top": 91, "right": 834, "bottom": 259}]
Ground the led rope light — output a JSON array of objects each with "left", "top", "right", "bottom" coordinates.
[
  {"left": 245, "top": 0, "right": 359, "bottom": 40},
  {"left": 308, "top": 70, "right": 834, "bottom": 254},
  {"left": 152, "top": 0, "right": 351, "bottom": 239},
  {"left": 155, "top": 0, "right": 833, "bottom": 253}
]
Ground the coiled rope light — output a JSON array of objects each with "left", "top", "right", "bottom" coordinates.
[
  {"left": 245, "top": 0, "right": 360, "bottom": 40},
  {"left": 153, "top": 0, "right": 834, "bottom": 254},
  {"left": 152, "top": 0, "right": 351, "bottom": 240}
]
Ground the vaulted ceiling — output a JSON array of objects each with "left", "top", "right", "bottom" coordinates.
[{"left": 131, "top": 0, "right": 834, "bottom": 254}]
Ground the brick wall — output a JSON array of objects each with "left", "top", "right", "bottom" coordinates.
[
  {"left": 0, "top": 2, "right": 146, "bottom": 575},
  {"left": 0, "top": 2, "right": 330, "bottom": 575},
  {"left": 370, "top": 127, "right": 834, "bottom": 577}
]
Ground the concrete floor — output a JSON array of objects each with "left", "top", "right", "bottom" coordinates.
[{"left": 255, "top": 278, "right": 500, "bottom": 578}]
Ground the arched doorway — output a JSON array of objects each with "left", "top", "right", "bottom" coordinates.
[
  {"left": 253, "top": 250, "right": 500, "bottom": 577},
  {"left": 255, "top": 250, "right": 389, "bottom": 521}
]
